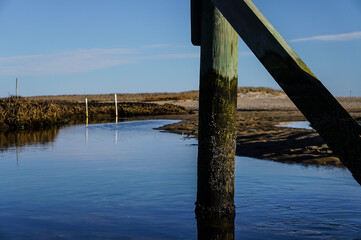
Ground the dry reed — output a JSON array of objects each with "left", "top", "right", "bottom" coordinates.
[{"left": 0, "top": 97, "right": 187, "bottom": 132}]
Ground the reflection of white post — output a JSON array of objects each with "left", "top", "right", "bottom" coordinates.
[
  {"left": 85, "top": 126, "right": 88, "bottom": 144},
  {"left": 16, "top": 132, "right": 19, "bottom": 167},
  {"left": 115, "top": 129, "right": 118, "bottom": 145},
  {"left": 115, "top": 94, "right": 118, "bottom": 117},
  {"left": 16, "top": 145, "right": 19, "bottom": 167},
  {"left": 115, "top": 111, "right": 118, "bottom": 144}
]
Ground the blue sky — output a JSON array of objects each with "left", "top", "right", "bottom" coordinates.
[{"left": 0, "top": 0, "right": 360, "bottom": 97}]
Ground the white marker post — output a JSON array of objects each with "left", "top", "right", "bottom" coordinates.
[
  {"left": 85, "top": 98, "right": 89, "bottom": 118},
  {"left": 114, "top": 94, "right": 118, "bottom": 117},
  {"left": 114, "top": 94, "right": 118, "bottom": 123},
  {"left": 85, "top": 98, "right": 89, "bottom": 127}
]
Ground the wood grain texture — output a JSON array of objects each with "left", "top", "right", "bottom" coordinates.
[{"left": 211, "top": 0, "right": 361, "bottom": 184}]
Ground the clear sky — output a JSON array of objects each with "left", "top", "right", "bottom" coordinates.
[{"left": 0, "top": 0, "right": 360, "bottom": 97}]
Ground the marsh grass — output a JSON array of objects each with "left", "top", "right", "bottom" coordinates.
[
  {"left": 29, "top": 88, "right": 284, "bottom": 103},
  {"left": 29, "top": 92, "right": 199, "bottom": 103},
  {"left": 0, "top": 88, "right": 284, "bottom": 132},
  {"left": 0, "top": 97, "right": 187, "bottom": 132},
  {"left": 237, "top": 87, "right": 283, "bottom": 95}
]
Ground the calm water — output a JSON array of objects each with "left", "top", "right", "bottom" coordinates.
[
  {"left": 277, "top": 121, "right": 361, "bottom": 130},
  {"left": 277, "top": 121, "right": 312, "bottom": 130},
  {"left": 0, "top": 120, "right": 361, "bottom": 239}
]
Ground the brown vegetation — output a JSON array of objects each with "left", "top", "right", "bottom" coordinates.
[
  {"left": 0, "top": 97, "right": 83, "bottom": 131},
  {"left": 0, "top": 97, "right": 187, "bottom": 132},
  {"left": 28, "top": 87, "right": 284, "bottom": 103},
  {"left": 141, "top": 91, "right": 199, "bottom": 102},
  {"left": 28, "top": 92, "right": 199, "bottom": 103},
  {"left": 237, "top": 87, "right": 283, "bottom": 95}
]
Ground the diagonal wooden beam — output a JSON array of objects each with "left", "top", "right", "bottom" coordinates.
[{"left": 211, "top": 0, "right": 361, "bottom": 184}]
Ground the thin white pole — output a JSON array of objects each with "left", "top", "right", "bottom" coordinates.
[
  {"left": 114, "top": 94, "right": 118, "bottom": 117},
  {"left": 85, "top": 98, "right": 89, "bottom": 127},
  {"left": 16, "top": 78, "right": 18, "bottom": 97},
  {"left": 85, "top": 97, "right": 89, "bottom": 117}
]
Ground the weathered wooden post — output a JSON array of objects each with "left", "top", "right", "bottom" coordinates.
[{"left": 194, "top": 0, "right": 239, "bottom": 218}]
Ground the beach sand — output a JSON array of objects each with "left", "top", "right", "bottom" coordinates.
[{"left": 154, "top": 92, "right": 361, "bottom": 167}]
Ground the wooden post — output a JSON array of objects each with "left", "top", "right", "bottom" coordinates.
[
  {"left": 211, "top": 0, "right": 361, "bottom": 184},
  {"left": 85, "top": 98, "right": 89, "bottom": 126},
  {"left": 195, "top": 0, "right": 239, "bottom": 218},
  {"left": 114, "top": 94, "right": 118, "bottom": 117},
  {"left": 191, "top": 0, "right": 202, "bottom": 46}
]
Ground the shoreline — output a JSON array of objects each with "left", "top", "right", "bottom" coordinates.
[
  {"left": 2, "top": 90, "right": 360, "bottom": 168},
  {"left": 0, "top": 97, "right": 188, "bottom": 132},
  {"left": 153, "top": 94, "right": 361, "bottom": 167},
  {"left": 155, "top": 112, "right": 344, "bottom": 167}
]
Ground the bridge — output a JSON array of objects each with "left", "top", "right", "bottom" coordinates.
[{"left": 192, "top": 0, "right": 361, "bottom": 221}]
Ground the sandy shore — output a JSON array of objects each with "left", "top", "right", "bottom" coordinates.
[
  {"left": 155, "top": 92, "right": 361, "bottom": 167},
  {"left": 17, "top": 90, "right": 361, "bottom": 167}
]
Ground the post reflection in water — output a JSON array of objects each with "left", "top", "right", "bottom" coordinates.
[
  {"left": 197, "top": 214, "right": 235, "bottom": 240},
  {"left": 84, "top": 117, "right": 119, "bottom": 144},
  {"left": 0, "top": 128, "right": 59, "bottom": 167},
  {"left": 0, "top": 128, "right": 59, "bottom": 151},
  {"left": 115, "top": 126, "right": 118, "bottom": 145},
  {"left": 115, "top": 117, "right": 118, "bottom": 144},
  {"left": 16, "top": 145, "right": 19, "bottom": 167},
  {"left": 85, "top": 117, "right": 90, "bottom": 144},
  {"left": 85, "top": 126, "right": 89, "bottom": 144}
]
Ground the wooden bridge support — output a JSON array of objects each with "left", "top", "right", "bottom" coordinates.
[
  {"left": 195, "top": 0, "right": 239, "bottom": 217},
  {"left": 210, "top": 0, "right": 361, "bottom": 184}
]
